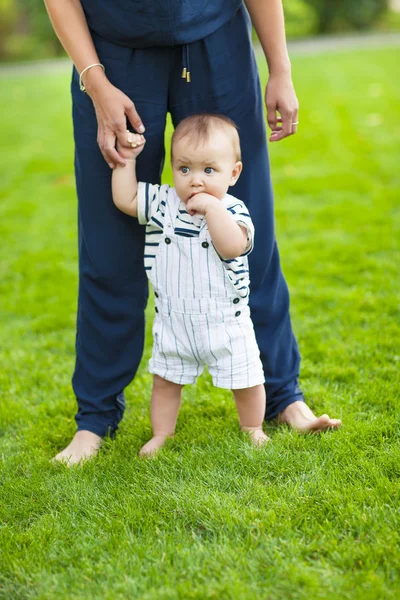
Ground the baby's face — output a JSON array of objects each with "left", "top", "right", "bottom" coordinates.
[{"left": 172, "top": 131, "right": 242, "bottom": 204}]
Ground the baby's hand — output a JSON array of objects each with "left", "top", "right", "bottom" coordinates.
[
  {"left": 116, "top": 131, "right": 146, "bottom": 160},
  {"left": 186, "top": 192, "right": 219, "bottom": 216}
]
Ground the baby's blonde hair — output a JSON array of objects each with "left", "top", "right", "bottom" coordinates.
[{"left": 171, "top": 113, "right": 241, "bottom": 162}]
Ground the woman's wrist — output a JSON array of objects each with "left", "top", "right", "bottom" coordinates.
[
  {"left": 266, "top": 57, "right": 292, "bottom": 77},
  {"left": 83, "top": 67, "right": 109, "bottom": 96}
]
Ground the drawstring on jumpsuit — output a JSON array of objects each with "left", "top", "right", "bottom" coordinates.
[{"left": 181, "top": 44, "right": 191, "bottom": 82}]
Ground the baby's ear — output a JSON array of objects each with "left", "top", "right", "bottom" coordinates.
[{"left": 230, "top": 161, "right": 243, "bottom": 186}]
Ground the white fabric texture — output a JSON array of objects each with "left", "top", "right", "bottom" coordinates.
[
  {"left": 138, "top": 182, "right": 254, "bottom": 299},
  {"left": 137, "top": 181, "right": 265, "bottom": 390},
  {"left": 151, "top": 299, "right": 265, "bottom": 389}
]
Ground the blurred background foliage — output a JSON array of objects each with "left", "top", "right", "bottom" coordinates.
[{"left": 0, "top": 0, "right": 399, "bottom": 62}]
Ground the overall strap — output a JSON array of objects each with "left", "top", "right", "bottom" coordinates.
[
  {"left": 163, "top": 188, "right": 181, "bottom": 235},
  {"left": 199, "top": 219, "right": 209, "bottom": 241}
]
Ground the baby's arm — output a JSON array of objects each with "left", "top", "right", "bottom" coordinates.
[
  {"left": 112, "top": 132, "right": 145, "bottom": 217},
  {"left": 186, "top": 193, "right": 248, "bottom": 260}
]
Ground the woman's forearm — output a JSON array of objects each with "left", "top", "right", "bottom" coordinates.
[
  {"left": 244, "top": 0, "right": 291, "bottom": 75},
  {"left": 43, "top": 0, "right": 107, "bottom": 91}
]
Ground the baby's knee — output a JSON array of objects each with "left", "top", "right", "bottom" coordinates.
[{"left": 152, "top": 374, "right": 182, "bottom": 392}]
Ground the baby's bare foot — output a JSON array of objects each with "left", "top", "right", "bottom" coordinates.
[
  {"left": 278, "top": 401, "right": 342, "bottom": 433},
  {"left": 139, "top": 435, "right": 170, "bottom": 458},
  {"left": 242, "top": 427, "right": 270, "bottom": 447},
  {"left": 53, "top": 430, "right": 102, "bottom": 466},
  {"left": 249, "top": 429, "right": 270, "bottom": 446}
]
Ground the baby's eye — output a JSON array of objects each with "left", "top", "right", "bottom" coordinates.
[
  {"left": 204, "top": 167, "right": 214, "bottom": 174},
  {"left": 180, "top": 166, "right": 190, "bottom": 174}
]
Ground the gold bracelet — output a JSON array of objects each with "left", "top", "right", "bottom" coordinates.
[{"left": 79, "top": 63, "right": 105, "bottom": 93}]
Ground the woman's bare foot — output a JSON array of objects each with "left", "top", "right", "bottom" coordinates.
[
  {"left": 53, "top": 430, "right": 102, "bottom": 465},
  {"left": 278, "top": 401, "right": 342, "bottom": 433},
  {"left": 139, "top": 435, "right": 171, "bottom": 458}
]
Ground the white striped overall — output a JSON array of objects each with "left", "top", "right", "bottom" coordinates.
[{"left": 146, "top": 189, "right": 265, "bottom": 390}]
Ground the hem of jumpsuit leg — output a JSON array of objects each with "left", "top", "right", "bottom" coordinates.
[
  {"left": 213, "top": 377, "right": 265, "bottom": 391},
  {"left": 265, "top": 392, "right": 305, "bottom": 421},
  {"left": 149, "top": 365, "right": 196, "bottom": 386},
  {"left": 76, "top": 422, "right": 115, "bottom": 438}
]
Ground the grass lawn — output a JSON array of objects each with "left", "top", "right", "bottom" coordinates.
[{"left": 0, "top": 46, "right": 399, "bottom": 599}]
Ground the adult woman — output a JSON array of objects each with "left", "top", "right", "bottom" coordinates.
[{"left": 44, "top": 0, "right": 341, "bottom": 463}]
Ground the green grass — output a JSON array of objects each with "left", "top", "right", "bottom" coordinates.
[{"left": 0, "top": 47, "right": 399, "bottom": 599}]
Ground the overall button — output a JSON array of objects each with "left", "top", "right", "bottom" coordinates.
[
  {"left": 154, "top": 292, "right": 159, "bottom": 298},
  {"left": 165, "top": 237, "right": 171, "bottom": 244},
  {"left": 233, "top": 297, "right": 240, "bottom": 304},
  {"left": 201, "top": 241, "right": 209, "bottom": 248},
  {"left": 235, "top": 311, "right": 241, "bottom": 317},
  {"left": 155, "top": 307, "right": 158, "bottom": 313}
]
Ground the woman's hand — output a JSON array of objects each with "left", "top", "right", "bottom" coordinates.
[
  {"left": 116, "top": 131, "right": 146, "bottom": 161},
  {"left": 87, "top": 77, "right": 145, "bottom": 168},
  {"left": 265, "top": 72, "right": 299, "bottom": 142}
]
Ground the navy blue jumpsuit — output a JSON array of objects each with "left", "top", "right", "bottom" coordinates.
[{"left": 72, "top": 0, "right": 304, "bottom": 437}]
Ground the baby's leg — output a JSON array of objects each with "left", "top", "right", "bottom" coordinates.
[
  {"left": 139, "top": 375, "right": 183, "bottom": 457},
  {"left": 233, "top": 384, "right": 270, "bottom": 446}
]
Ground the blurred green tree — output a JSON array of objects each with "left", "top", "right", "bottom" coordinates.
[
  {"left": 302, "top": 0, "right": 389, "bottom": 33},
  {"left": 283, "top": 0, "right": 319, "bottom": 38},
  {"left": 23, "top": 0, "right": 63, "bottom": 53},
  {"left": 0, "top": 0, "right": 63, "bottom": 61},
  {"left": 0, "top": 0, "right": 18, "bottom": 59}
]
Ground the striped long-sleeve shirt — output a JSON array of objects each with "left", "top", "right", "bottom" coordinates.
[{"left": 137, "top": 182, "right": 255, "bottom": 298}]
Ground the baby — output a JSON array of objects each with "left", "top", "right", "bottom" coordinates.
[{"left": 112, "top": 114, "right": 269, "bottom": 456}]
